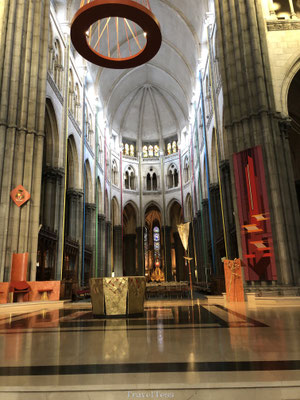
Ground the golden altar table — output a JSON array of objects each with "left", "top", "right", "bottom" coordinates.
[{"left": 89, "top": 277, "right": 146, "bottom": 316}]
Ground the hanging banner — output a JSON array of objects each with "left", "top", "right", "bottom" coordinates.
[
  {"left": 233, "top": 146, "right": 277, "bottom": 281},
  {"left": 177, "top": 222, "right": 190, "bottom": 251}
]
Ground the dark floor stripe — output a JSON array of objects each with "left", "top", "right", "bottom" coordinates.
[
  {"left": 214, "top": 304, "right": 268, "bottom": 327},
  {"left": 1, "top": 360, "right": 300, "bottom": 376},
  {"left": 0, "top": 323, "right": 268, "bottom": 334}
]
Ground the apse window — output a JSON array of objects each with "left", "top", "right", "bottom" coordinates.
[
  {"left": 165, "top": 139, "right": 178, "bottom": 155},
  {"left": 122, "top": 141, "right": 136, "bottom": 157},
  {"left": 142, "top": 143, "right": 159, "bottom": 158}
]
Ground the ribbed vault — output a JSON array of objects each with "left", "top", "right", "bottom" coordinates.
[{"left": 56, "top": 0, "right": 211, "bottom": 140}]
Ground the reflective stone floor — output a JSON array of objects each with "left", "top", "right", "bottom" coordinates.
[{"left": 0, "top": 298, "right": 300, "bottom": 399}]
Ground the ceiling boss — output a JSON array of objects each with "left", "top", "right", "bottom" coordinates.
[{"left": 71, "top": 0, "right": 162, "bottom": 69}]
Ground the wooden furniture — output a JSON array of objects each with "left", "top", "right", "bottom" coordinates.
[{"left": 146, "top": 282, "right": 190, "bottom": 299}]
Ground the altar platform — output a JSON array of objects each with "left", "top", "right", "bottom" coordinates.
[{"left": 0, "top": 297, "right": 300, "bottom": 400}]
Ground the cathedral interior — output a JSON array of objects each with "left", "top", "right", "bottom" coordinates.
[{"left": 0, "top": 0, "right": 300, "bottom": 399}]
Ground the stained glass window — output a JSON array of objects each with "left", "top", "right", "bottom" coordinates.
[
  {"left": 154, "top": 145, "right": 159, "bottom": 157},
  {"left": 167, "top": 143, "right": 172, "bottom": 155},
  {"left": 148, "top": 145, "right": 153, "bottom": 158},
  {"left": 125, "top": 143, "right": 129, "bottom": 156},
  {"left": 143, "top": 145, "right": 148, "bottom": 158},
  {"left": 153, "top": 226, "right": 160, "bottom": 259},
  {"left": 129, "top": 144, "right": 134, "bottom": 157},
  {"left": 172, "top": 141, "right": 177, "bottom": 153}
]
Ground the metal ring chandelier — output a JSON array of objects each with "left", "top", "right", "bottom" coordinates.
[{"left": 71, "top": 0, "right": 162, "bottom": 69}]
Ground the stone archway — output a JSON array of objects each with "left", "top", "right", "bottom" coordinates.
[
  {"left": 144, "top": 204, "right": 164, "bottom": 281},
  {"left": 169, "top": 201, "right": 185, "bottom": 282},
  {"left": 287, "top": 68, "right": 300, "bottom": 212},
  {"left": 37, "top": 99, "right": 61, "bottom": 281}
]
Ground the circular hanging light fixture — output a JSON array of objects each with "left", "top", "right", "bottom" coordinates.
[{"left": 71, "top": 0, "right": 162, "bottom": 69}]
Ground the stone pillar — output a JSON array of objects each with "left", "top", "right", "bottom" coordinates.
[
  {"left": 202, "top": 198, "right": 212, "bottom": 274},
  {"left": 113, "top": 225, "right": 123, "bottom": 277},
  {"left": 162, "top": 226, "right": 173, "bottom": 281},
  {"left": 65, "top": 189, "right": 83, "bottom": 241},
  {"left": 105, "top": 221, "right": 112, "bottom": 276},
  {"left": 193, "top": 216, "right": 201, "bottom": 282},
  {"left": 41, "top": 167, "right": 64, "bottom": 230},
  {"left": 219, "top": 160, "right": 238, "bottom": 259},
  {"left": 98, "top": 214, "right": 106, "bottom": 277},
  {"left": 188, "top": 225, "right": 196, "bottom": 283},
  {"left": 209, "top": 183, "right": 223, "bottom": 276},
  {"left": 85, "top": 203, "right": 96, "bottom": 276},
  {"left": 0, "top": 1, "right": 50, "bottom": 281},
  {"left": 196, "top": 211, "right": 207, "bottom": 282},
  {"left": 136, "top": 226, "right": 144, "bottom": 276},
  {"left": 214, "top": 0, "right": 300, "bottom": 285},
  {"left": 123, "top": 234, "right": 136, "bottom": 276}
]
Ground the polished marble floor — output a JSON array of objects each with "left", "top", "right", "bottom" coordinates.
[{"left": 0, "top": 298, "right": 300, "bottom": 399}]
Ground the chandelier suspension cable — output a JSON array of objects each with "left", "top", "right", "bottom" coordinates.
[{"left": 124, "top": 18, "right": 132, "bottom": 56}]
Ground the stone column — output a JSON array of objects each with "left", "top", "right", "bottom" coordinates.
[
  {"left": 214, "top": 0, "right": 300, "bottom": 285},
  {"left": 188, "top": 225, "right": 196, "bottom": 283},
  {"left": 98, "top": 214, "right": 106, "bottom": 277},
  {"left": 162, "top": 226, "right": 173, "bottom": 281},
  {"left": 288, "top": 0, "right": 297, "bottom": 18},
  {"left": 209, "top": 183, "right": 223, "bottom": 275},
  {"left": 113, "top": 225, "right": 123, "bottom": 277},
  {"left": 196, "top": 211, "right": 207, "bottom": 282},
  {"left": 0, "top": 1, "right": 50, "bottom": 281},
  {"left": 201, "top": 199, "right": 212, "bottom": 272},
  {"left": 193, "top": 216, "right": 201, "bottom": 282},
  {"left": 136, "top": 226, "right": 144, "bottom": 276},
  {"left": 219, "top": 160, "right": 238, "bottom": 259},
  {"left": 85, "top": 203, "right": 96, "bottom": 276},
  {"left": 123, "top": 234, "right": 136, "bottom": 276},
  {"left": 105, "top": 221, "right": 112, "bottom": 276}
]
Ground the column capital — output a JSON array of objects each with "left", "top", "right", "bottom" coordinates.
[{"left": 277, "top": 115, "right": 291, "bottom": 140}]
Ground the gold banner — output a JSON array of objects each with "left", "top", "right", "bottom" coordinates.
[{"left": 177, "top": 222, "right": 190, "bottom": 251}]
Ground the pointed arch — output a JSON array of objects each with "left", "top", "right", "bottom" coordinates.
[
  {"left": 185, "top": 193, "right": 193, "bottom": 222},
  {"left": 123, "top": 200, "right": 140, "bottom": 226},
  {"left": 105, "top": 189, "right": 109, "bottom": 220},
  {"left": 67, "top": 135, "right": 79, "bottom": 189},
  {"left": 168, "top": 200, "right": 183, "bottom": 230},
  {"left": 84, "top": 159, "right": 93, "bottom": 203},
  {"left": 123, "top": 202, "right": 137, "bottom": 234},
  {"left": 96, "top": 177, "right": 103, "bottom": 214},
  {"left": 111, "top": 196, "right": 120, "bottom": 226},
  {"left": 44, "top": 98, "right": 59, "bottom": 168}
]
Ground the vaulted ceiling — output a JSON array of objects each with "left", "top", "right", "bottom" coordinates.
[{"left": 55, "top": 0, "right": 212, "bottom": 141}]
